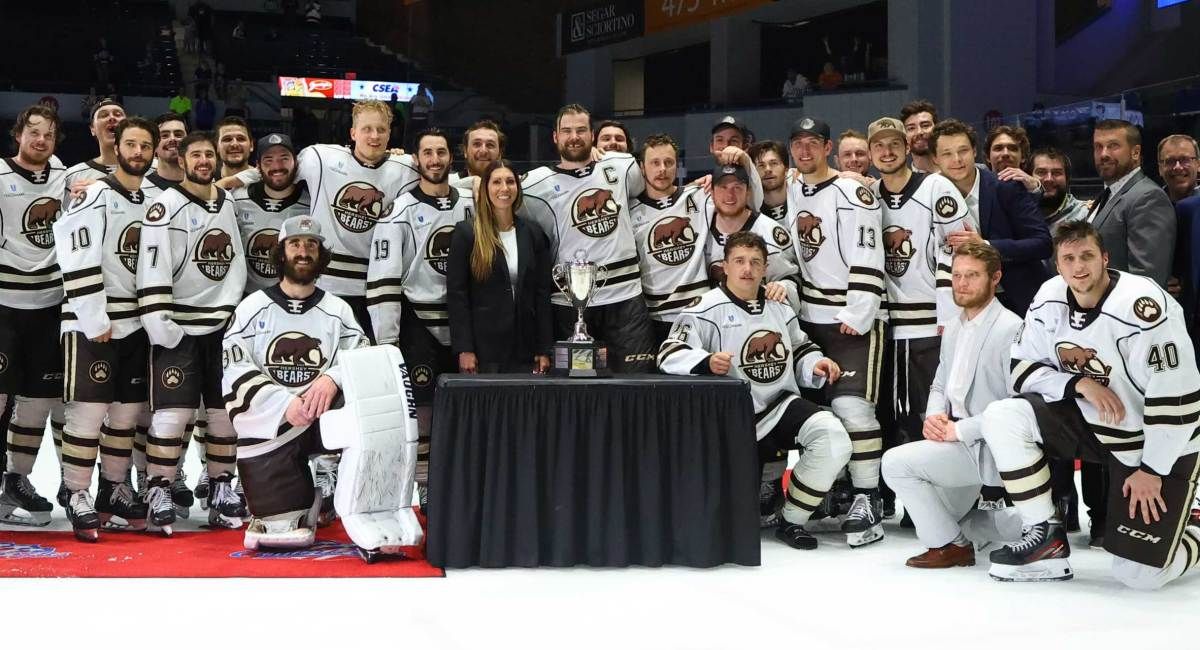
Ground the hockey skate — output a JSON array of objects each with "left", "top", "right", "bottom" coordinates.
[
  {"left": 243, "top": 510, "right": 316, "bottom": 550},
  {"left": 172, "top": 460, "right": 195, "bottom": 519},
  {"left": 144, "top": 476, "right": 176, "bottom": 536},
  {"left": 97, "top": 476, "right": 148, "bottom": 531},
  {"left": 66, "top": 489, "right": 101, "bottom": 542},
  {"left": 320, "top": 346, "right": 424, "bottom": 562},
  {"left": 313, "top": 455, "right": 339, "bottom": 526},
  {"left": 56, "top": 469, "right": 70, "bottom": 509},
  {"left": 988, "top": 520, "right": 1073, "bottom": 582},
  {"left": 194, "top": 467, "right": 210, "bottom": 510},
  {"left": 775, "top": 522, "right": 819, "bottom": 550},
  {"left": 0, "top": 472, "right": 53, "bottom": 526},
  {"left": 759, "top": 476, "right": 783, "bottom": 529},
  {"left": 842, "top": 490, "right": 885, "bottom": 548},
  {"left": 207, "top": 472, "right": 247, "bottom": 529}
]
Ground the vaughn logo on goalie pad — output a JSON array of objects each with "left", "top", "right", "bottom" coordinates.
[{"left": 265, "top": 332, "right": 326, "bottom": 387}]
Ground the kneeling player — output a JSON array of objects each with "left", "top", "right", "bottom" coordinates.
[
  {"left": 980, "top": 221, "right": 1200, "bottom": 587},
  {"left": 659, "top": 231, "right": 851, "bottom": 550},
  {"left": 223, "top": 217, "right": 368, "bottom": 549}
]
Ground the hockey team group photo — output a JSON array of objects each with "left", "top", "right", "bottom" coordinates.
[{"left": 2, "top": 1, "right": 1200, "bottom": 647}]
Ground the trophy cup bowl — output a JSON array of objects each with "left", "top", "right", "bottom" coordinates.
[{"left": 551, "top": 250, "right": 611, "bottom": 377}]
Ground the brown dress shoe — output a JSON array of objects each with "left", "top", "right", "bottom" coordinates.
[{"left": 905, "top": 543, "right": 975, "bottom": 568}]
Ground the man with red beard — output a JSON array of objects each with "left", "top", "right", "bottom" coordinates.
[
  {"left": 64, "top": 99, "right": 126, "bottom": 201},
  {"left": 0, "top": 105, "right": 68, "bottom": 526},
  {"left": 52, "top": 117, "right": 160, "bottom": 540}
]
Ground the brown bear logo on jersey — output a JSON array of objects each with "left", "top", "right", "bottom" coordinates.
[
  {"left": 571, "top": 188, "right": 620, "bottom": 238},
  {"left": 21, "top": 197, "right": 61, "bottom": 249},
  {"left": 425, "top": 225, "right": 455, "bottom": 275},
  {"left": 647, "top": 216, "right": 696, "bottom": 266},
  {"left": 883, "top": 226, "right": 915, "bottom": 277},
  {"left": 193, "top": 228, "right": 235, "bottom": 280},
  {"left": 794, "top": 211, "right": 826, "bottom": 261},
  {"left": 741, "top": 329, "right": 789, "bottom": 383},
  {"left": 115, "top": 222, "right": 142, "bottom": 273},
  {"left": 1133, "top": 296, "right": 1162, "bottom": 323},
  {"left": 1056, "top": 342, "right": 1111, "bottom": 386},
  {"left": 332, "top": 182, "right": 390, "bottom": 234},
  {"left": 265, "top": 332, "right": 326, "bottom": 387},
  {"left": 246, "top": 228, "right": 279, "bottom": 279}
]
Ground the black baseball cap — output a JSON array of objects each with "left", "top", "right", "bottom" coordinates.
[
  {"left": 789, "top": 117, "right": 831, "bottom": 142},
  {"left": 712, "top": 164, "right": 749, "bottom": 185},
  {"left": 257, "top": 133, "right": 296, "bottom": 156},
  {"left": 711, "top": 115, "right": 747, "bottom": 138},
  {"left": 89, "top": 98, "right": 124, "bottom": 121}
]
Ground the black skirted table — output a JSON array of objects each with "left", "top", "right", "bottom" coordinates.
[{"left": 426, "top": 374, "right": 760, "bottom": 568}]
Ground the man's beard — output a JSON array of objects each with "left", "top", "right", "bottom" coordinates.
[
  {"left": 909, "top": 138, "right": 928, "bottom": 156},
  {"left": 467, "top": 156, "right": 494, "bottom": 177},
  {"left": 558, "top": 139, "right": 591, "bottom": 163},
  {"left": 282, "top": 254, "right": 319, "bottom": 284},
  {"left": 184, "top": 167, "right": 213, "bottom": 184},
  {"left": 761, "top": 175, "right": 784, "bottom": 192},
  {"left": 418, "top": 164, "right": 448, "bottom": 184},
  {"left": 116, "top": 151, "right": 149, "bottom": 177},
  {"left": 954, "top": 290, "right": 990, "bottom": 310},
  {"left": 1039, "top": 187, "right": 1063, "bottom": 211},
  {"left": 221, "top": 152, "right": 247, "bottom": 168},
  {"left": 262, "top": 166, "right": 297, "bottom": 191}
]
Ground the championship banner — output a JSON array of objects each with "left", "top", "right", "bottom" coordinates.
[{"left": 644, "top": 0, "right": 771, "bottom": 35}]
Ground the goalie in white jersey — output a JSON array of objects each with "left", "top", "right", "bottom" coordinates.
[
  {"left": 787, "top": 117, "right": 889, "bottom": 546},
  {"left": 978, "top": 220, "right": 1200, "bottom": 587},
  {"left": 52, "top": 117, "right": 161, "bottom": 540},
  {"left": 0, "top": 105, "right": 68, "bottom": 527},
  {"left": 519, "top": 104, "right": 656, "bottom": 372},
  {"left": 659, "top": 231, "right": 851, "bottom": 550},
  {"left": 136, "top": 132, "right": 248, "bottom": 535},
  {"left": 223, "top": 216, "right": 369, "bottom": 550}
]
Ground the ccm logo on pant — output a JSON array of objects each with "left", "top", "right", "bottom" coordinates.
[{"left": 1117, "top": 524, "right": 1162, "bottom": 544}]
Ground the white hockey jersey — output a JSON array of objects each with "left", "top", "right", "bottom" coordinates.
[
  {"left": 366, "top": 186, "right": 473, "bottom": 346},
  {"left": 53, "top": 176, "right": 148, "bottom": 339},
  {"left": 1011, "top": 271, "right": 1200, "bottom": 474},
  {"left": 0, "top": 156, "right": 68, "bottom": 309},
  {"left": 136, "top": 185, "right": 247, "bottom": 348},
  {"left": 876, "top": 172, "right": 968, "bottom": 339},
  {"left": 761, "top": 198, "right": 793, "bottom": 229},
  {"left": 293, "top": 145, "right": 419, "bottom": 297},
  {"left": 787, "top": 176, "right": 886, "bottom": 332},
  {"left": 62, "top": 159, "right": 113, "bottom": 205},
  {"left": 630, "top": 185, "right": 712, "bottom": 322},
  {"left": 658, "top": 284, "right": 828, "bottom": 439},
  {"left": 519, "top": 152, "right": 645, "bottom": 307},
  {"left": 233, "top": 181, "right": 312, "bottom": 294},
  {"left": 142, "top": 171, "right": 180, "bottom": 202},
  {"left": 704, "top": 210, "right": 801, "bottom": 297},
  {"left": 222, "top": 285, "right": 368, "bottom": 441}
]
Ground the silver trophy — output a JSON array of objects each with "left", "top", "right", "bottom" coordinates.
[{"left": 550, "top": 250, "right": 611, "bottom": 376}]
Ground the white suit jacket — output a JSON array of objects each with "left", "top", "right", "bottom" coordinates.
[{"left": 927, "top": 298, "right": 1023, "bottom": 445}]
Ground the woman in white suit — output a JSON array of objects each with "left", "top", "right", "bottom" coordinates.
[{"left": 881, "top": 242, "right": 1023, "bottom": 568}]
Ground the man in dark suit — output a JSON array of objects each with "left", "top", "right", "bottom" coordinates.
[
  {"left": 1086, "top": 119, "right": 1176, "bottom": 288},
  {"left": 928, "top": 119, "right": 1051, "bottom": 316}
]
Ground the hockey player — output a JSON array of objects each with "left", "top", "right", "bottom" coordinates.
[
  {"left": 461, "top": 120, "right": 505, "bottom": 179},
  {"left": 868, "top": 116, "right": 971, "bottom": 517},
  {"left": 979, "top": 220, "right": 1200, "bottom": 587},
  {"left": 595, "top": 120, "right": 632, "bottom": 154},
  {"left": 223, "top": 215, "right": 368, "bottom": 550},
  {"left": 659, "top": 231, "right": 851, "bottom": 550},
  {"left": 787, "top": 116, "right": 889, "bottom": 546},
  {"left": 136, "top": 132, "right": 247, "bottom": 534},
  {"left": 0, "top": 105, "right": 68, "bottom": 526},
  {"left": 145, "top": 112, "right": 187, "bottom": 194},
  {"left": 234, "top": 133, "right": 312, "bottom": 295},
  {"left": 216, "top": 116, "right": 253, "bottom": 179},
  {"left": 630, "top": 134, "right": 713, "bottom": 345},
  {"left": 63, "top": 99, "right": 126, "bottom": 202},
  {"left": 219, "top": 100, "right": 422, "bottom": 341},
  {"left": 367, "top": 128, "right": 472, "bottom": 510},
  {"left": 52, "top": 117, "right": 159, "bottom": 540},
  {"left": 519, "top": 104, "right": 656, "bottom": 372},
  {"left": 749, "top": 141, "right": 792, "bottom": 228},
  {"left": 704, "top": 163, "right": 799, "bottom": 302}
]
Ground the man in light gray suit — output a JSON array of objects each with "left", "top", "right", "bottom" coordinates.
[
  {"left": 1086, "top": 119, "right": 1176, "bottom": 288},
  {"left": 882, "top": 242, "right": 1022, "bottom": 569}
]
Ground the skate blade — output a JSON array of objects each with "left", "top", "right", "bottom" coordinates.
[
  {"left": 174, "top": 506, "right": 191, "bottom": 520},
  {"left": 988, "top": 558, "right": 1073, "bottom": 582},
  {"left": 0, "top": 508, "right": 52, "bottom": 527},
  {"left": 73, "top": 528, "right": 100, "bottom": 543},
  {"left": 847, "top": 525, "right": 885, "bottom": 548},
  {"left": 99, "top": 514, "right": 148, "bottom": 532},
  {"left": 146, "top": 523, "right": 174, "bottom": 537},
  {"left": 207, "top": 515, "right": 244, "bottom": 530}
]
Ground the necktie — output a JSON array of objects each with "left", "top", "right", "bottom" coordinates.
[{"left": 1087, "top": 187, "right": 1111, "bottom": 222}]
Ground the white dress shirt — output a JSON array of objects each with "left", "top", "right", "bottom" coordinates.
[{"left": 946, "top": 297, "right": 1000, "bottom": 418}]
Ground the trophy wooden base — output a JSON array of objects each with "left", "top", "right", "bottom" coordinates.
[{"left": 551, "top": 340, "right": 611, "bottom": 377}]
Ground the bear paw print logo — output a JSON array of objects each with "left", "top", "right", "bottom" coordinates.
[
  {"left": 89, "top": 361, "right": 111, "bottom": 384},
  {"left": 412, "top": 365, "right": 433, "bottom": 387},
  {"left": 161, "top": 366, "right": 185, "bottom": 388}
]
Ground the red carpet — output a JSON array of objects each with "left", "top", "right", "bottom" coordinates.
[{"left": 0, "top": 519, "right": 443, "bottom": 578}]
